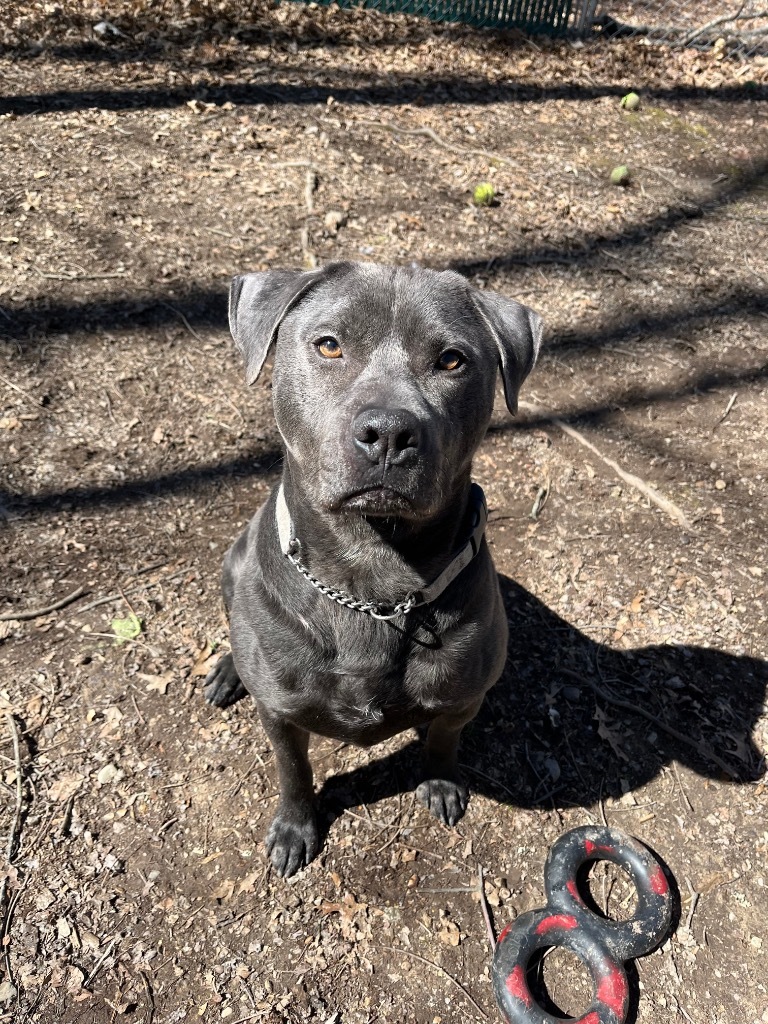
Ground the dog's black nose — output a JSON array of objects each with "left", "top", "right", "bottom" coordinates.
[{"left": 352, "top": 408, "right": 420, "bottom": 465}]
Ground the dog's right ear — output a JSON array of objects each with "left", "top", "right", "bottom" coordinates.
[{"left": 228, "top": 268, "right": 328, "bottom": 385}]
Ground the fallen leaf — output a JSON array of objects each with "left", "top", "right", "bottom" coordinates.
[
  {"left": 190, "top": 644, "right": 219, "bottom": 678},
  {"left": 594, "top": 707, "right": 629, "bottom": 761},
  {"left": 139, "top": 671, "right": 173, "bottom": 695},
  {"left": 438, "top": 919, "right": 461, "bottom": 946},
  {"left": 211, "top": 879, "right": 235, "bottom": 901},
  {"left": 48, "top": 772, "right": 85, "bottom": 802},
  {"left": 237, "top": 872, "right": 261, "bottom": 895},
  {"left": 96, "top": 763, "right": 123, "bottom": 785},
  {"left": 111, "top": 613, "right": 142, "bottom": 644}
]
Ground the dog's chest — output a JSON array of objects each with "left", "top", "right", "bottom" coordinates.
[{"left": 286, "top": 625, "right": 465, "bottom": 742}]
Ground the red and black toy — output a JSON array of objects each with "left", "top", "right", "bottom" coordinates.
[{"left": 492, "top": 826, "right": 673, "bottom": 1024}]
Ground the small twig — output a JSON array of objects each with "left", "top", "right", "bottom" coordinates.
[
  {"left": 418, "top": 886, "right": 479, "bottom": 893},
  {"left": 159, "top": 302, "right": 211, "bottom": 345},
  {"left": 352, "top": 116, "right": 522, "bottom": 171},
  {"left": 1, "top": 714, "right": 25, "bottom": 992},
  {"left": 598, "top": 784, "right": 609, "bottom": 828},
  {"left": 138, "top": 969, "right": 154, "bottom": 1024},
  {"left": 530, "top": 479, "right": 550, "bottom": 520},
  {"left": 559, "top": 668, "right": 740, "bottom": 779},
  {"left": 77, "top": 566, "right": 190, "bottom": 613},
  {"left": 682, "top": 3, "right": 762, "bottom": 45},
  {"left": 520, "top": 401, "right": 694, "bottom": 530},
  {"left": 304, "top": 168, "right": 317, "bottom": 216},
  {"left": 83, "top": 936, "right": 120, "bottom": 988},
  {"left": 477, "top": 865, "right": 496, "bottom": 951},
  {"left": 373, "top": 945, "right": 488, "bottom": 1019},
  {"left": 4, "top": 714, "right": 24, "bottom": 864},
  {"left": 0, "top": 373, "right": 37, "bottom": 402},
  {"left": 117, "top": 584, "right": 139, "bottom": 621},
  {"left": 673, "top": 761, "right": 694, "bottom": 814},
  {"left": 302, "top": 167, "right": 318, "bottom": 268},
  {"left": 30, "top": 266, "right": 125, "bottom": 282},
  {"left": 130, "top": 693, "right": 147, "bottom": 727},
  {"left": 684, "top": 878, "right": 700, "bottom": 933},
  {"left": 459, "top": 763, "right": 519, "bottom": 803},
  {"left": 0, "top": 585, "right": 86, "bottom": 622},
  {"left": 228, "top": 752, "right": 267, "bottom": 797},
  {"left": 712, "top": 392, "right": 737, "bottom": 432}
]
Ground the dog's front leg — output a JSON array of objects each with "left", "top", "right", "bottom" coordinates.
[
  {"left": 417, "top": 697, "right": 484, "bottom": 827},
  {"left": 258, "top": 703, "right": 319, "bottom": 877}
]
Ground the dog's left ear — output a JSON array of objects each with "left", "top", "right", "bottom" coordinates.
[
  {"left": 229, "top": 263, "right": 353, "bottom": 385},
  {"left": 470, "top": 288, "right": 544, "bottom": 415},
  {"left": 228, "top": 269, "right": 324, "bottom": 385}
]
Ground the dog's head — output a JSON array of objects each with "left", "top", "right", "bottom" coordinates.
[{"left": 229, "top": 262, "right": 542, "bottom": 520}]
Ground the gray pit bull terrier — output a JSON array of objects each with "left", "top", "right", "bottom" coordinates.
[{"left": 204, "top": 261, "right": 542, "bottom": 877}]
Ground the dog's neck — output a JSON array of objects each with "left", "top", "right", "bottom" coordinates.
[{"left": 278, "top": 472, "right": 475, "bottom": 606}]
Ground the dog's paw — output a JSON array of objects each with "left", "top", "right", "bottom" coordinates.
[
  {"left": 265, "top": 805, "right": 320, "bottom": 878},
  {"left": 204, "top": 652, "right": 248, "bottom": 708},
  {"left": 416, "top": 777, "right": 468, "bottom": 827}
]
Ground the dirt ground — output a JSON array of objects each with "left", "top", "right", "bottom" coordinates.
[{"left": 1, "top": 3, "right": 768, "bottom": 1023}]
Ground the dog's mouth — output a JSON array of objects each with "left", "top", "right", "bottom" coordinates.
[{"left": 337, "top": 485, "right": 414, "bottom": 517}]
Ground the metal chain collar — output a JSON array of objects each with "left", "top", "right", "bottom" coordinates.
[
  {"left": 276, "top": 482, "right": 487, "bottom": 622},
  {"left": 285, "top": 540, "right": 418, "bottom": 621}
]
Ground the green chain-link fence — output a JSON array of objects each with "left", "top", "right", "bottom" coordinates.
[
  {"left": 301, "top": 0, "right": 594, "bottom": 34},
  {"left": 292, "top": 0, "right": 768, "bottom": 55}
]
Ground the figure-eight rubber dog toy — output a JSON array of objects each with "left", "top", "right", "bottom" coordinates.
[{"left": 492, "top": 826, "right": 673, "bottom": 1024}]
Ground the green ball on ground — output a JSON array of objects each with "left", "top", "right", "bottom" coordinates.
[
  {"left": 621, "top": 92, "right": 641, "bottom": 110},
  {"left": 473, "top": 182, "right": 496, "bottom": 206},
  {"left": 610, "top": 165, "right": 631, "bottom": 186}
]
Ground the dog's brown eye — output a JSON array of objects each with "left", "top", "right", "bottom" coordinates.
[
  {"left": 436, "top": 349, "right": 464, "bottom": 371},
  {"left": 316, "top": 337, "right": 343, "bottom": 359}
]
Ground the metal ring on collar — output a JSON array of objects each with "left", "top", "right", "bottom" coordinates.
[
  {"left": 544, "top": 826, "right": 673, "bottom": 961},
  {"left": 492, "top": 907, "right": 630, "bottom": 1024}
]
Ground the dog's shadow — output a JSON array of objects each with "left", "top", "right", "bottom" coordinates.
[{"left": 318, "top": 574, "right": 766, "bottom": 824}]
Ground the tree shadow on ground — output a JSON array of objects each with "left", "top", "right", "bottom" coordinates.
[
  {"left": 0, "top": 446, "right": 283, "bottom": 523},
  {"left": 318, "top": 573, "right": 766, "bottom": 823},
  {"left": 2, "top": 155, "right": 767, "bottom": 349},
  {"left": 2, "top": 73, "right": 766, "bottom": 119}
]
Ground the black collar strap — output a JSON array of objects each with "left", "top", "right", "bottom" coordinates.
[{"left": 275, "top": 483, "right": 488, "bottom": 619}]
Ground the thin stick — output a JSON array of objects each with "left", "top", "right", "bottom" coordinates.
[
  {"left": 139, "top": 969, "right": 154, "bottom": 1024},
  {"left": 373, "top": 945, "right": 488, "bottom": 1019},
  {"left": 82, "top": 935, "right": 119, "bottom": 988},
  {"left": 684, "top": 878, "right": 700, "bottom": 933},
  {"left": 477, "top": 865, "right": 496, "bottom": 951},
  {"left": 77, "top": 566, "right": 190, "bottom": 613},
  {"left": 4, "top": 714, "right": 23, "bottom": 863},
  {"left": 159, "top": 301, "right": 210, "bottom": 345},
  {"left": 459, "top": 763, "right": 519, "bottom": 803},
  {"left": 712, "top": 392, "right": 737, "bottom": 432},
  {"left": 0, "top": 585, "right": 86, "bottom": 622},
  {"left": 673, "top": 761, "right": 694, "bottom": 814},
  {"left": 682, "top": 3, "right": 759, "bottom": 45},
  {"left": 559, "top": 668, "right": 739, "bottom": 779},
  {"left": 352, "top": 117, "right": 522, "bottom": 171},
  {"left": 519, "top": 401, "right": 694, "bottom": 530},
  {"left": 0, "top": 373, "right": 37, "bottom": 401},
  {"left": 0, "top": 714, "right": 24, "bottom": 991}
]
